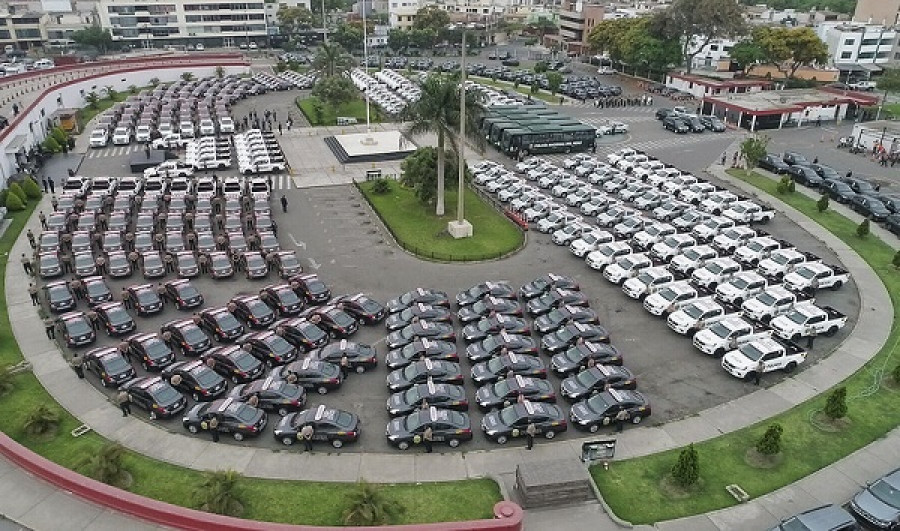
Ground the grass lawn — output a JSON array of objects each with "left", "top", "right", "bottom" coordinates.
[
  {"left": 296, "top": 96, "right": 384, "bottom": 126},
  {"left": 359, "top": 180, "right": 524, "bottom": 261},
  {"left": 0, "top": 200, "right": 502, "bottom": 525},
  {"left": 76, "top": 91, "right": 133, "bottom": 129},
  {"left": 884, "top": 102, "right": 900, "bottom": 119},
  {"left": 592, "top": 169, "right": 900, "bottom": 524}
]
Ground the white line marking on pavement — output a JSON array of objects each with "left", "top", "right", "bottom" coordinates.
[
  {"left": 308, "top": 258, "right": 321, "bottom": 270},
  {"left": 288, "top": 233, "right": 306, "bottom": 249}
]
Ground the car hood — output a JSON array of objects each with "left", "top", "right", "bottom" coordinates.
[{"left": 853, "top": 488, "right": 900, "bottom": 523}]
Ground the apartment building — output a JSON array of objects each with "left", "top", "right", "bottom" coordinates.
[
  {"left": 0, "top": 8, "right": 50, "bottom": 50},
  {"left": 544, "top": 0, "right": 604, "bottom": 55},
  {"left": 817, "top": 22, "right": 899, "bottom": 72}
]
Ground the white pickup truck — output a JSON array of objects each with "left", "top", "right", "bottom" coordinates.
[
  {"left": 757, "top": 248, "right": 820, "bottom": 279},
  {"left": 667, "top": 297, "right": 735, "bottom": 336},
  {"left": 699, "top": 190, "right": 740, "bottom": 215},
  {"left": 769, "top": 303, "right": 848, "bottom": 341},
  {"left": 741, "top": 285, "right": 811, "bottom": 324},
  {"left": 670, "top": 244, "right": 718, "bottom": 276},
  {"left": 692, "top": 316, "right": 772, "bottom": 357},
  {"left": 733, "top": 236, "right": 790, "bottom": 267},
  {"left": 632, "top": 222, "right": 676, "bottom": 251},
  {"left": 586, "top": 241, "right": 634, "bottom": 271},
  {"left": 679, "top": 182, "right": 718, "bottom": 204},
  {"left": 715, "top": 271, "right": 768, "bottom": 306},
  {"left": 603, "top": 253, "right": 653, "bottom": 285},
  {"left": 569, "top": 229, "right": 615, "bottom": 258},
  {"left": 721, "top": 337, "right": 807, "bottom": 380},
  {"left": 723, "top": 200, "right": 776, "bottom": 224},
  {"left": 691, "top": 257, "right": 742, "bottom": 291},
  {"left": 692, "top": 216, "right": 736, "bottom": 242},
  {"left": 650, "top": 233, "right": 697, "bottom": 262},
  {"left": 622, "top": 266, "right": 676, "bottom": 300},
  {"left": 643, "top": 281, "right": 699, "bottom": 316},
  {"left": 782, "top": 262, "right": 850, "bottom": 293},
  {"left": 712, "top": 226, "right": 759, "bottom": 255}
]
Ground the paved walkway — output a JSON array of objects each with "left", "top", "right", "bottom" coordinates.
[{"left": 3, "top": 161, "right": 899, "bottom": 529}]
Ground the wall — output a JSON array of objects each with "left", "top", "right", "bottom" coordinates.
[{"left": 747, "top": 65, "right": 840, "bottom": 82}]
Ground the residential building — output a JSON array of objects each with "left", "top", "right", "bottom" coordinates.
[
  {"left": 264, "top": 0, "right": 311, "bottom": 41},
  {"left": 45, "top": 1, "right": 101, "bottom": 48},
  {"left": 0, "top": 8, "right": 50, "bottom": 50},
  {"left": 855, "top": 0, "right": 900, "bottom": 26},
  {"left": 97, "top": 0, "right": 269, "bottom": 49},
  {"left": 545, "top": 0, "right": 604, "bottom": 55},
  {"left": 666, "top": 72, "right": 772, "bottom": 100},
  {"left": 744, "top": 5, "right": 846, "bottom": 26},
  {"left": 688, "top": 38, "right": 737, "bottom": 71},
  {"left": 816, "top": 22, "right": 898, "bottom": 76},
  {"left": 388, "top": 0, "right": 420, "bottom": 28}
]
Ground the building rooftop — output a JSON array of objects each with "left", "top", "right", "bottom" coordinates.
[
  {"left": 668, "top": 72, "right": 773, "bottom": 89},
  {"left": 705, "top": 88, "right": 877, "bottom": 113}
]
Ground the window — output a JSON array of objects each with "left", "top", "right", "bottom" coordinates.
[
  {"left": 840, "top": 51, "right": 852, "bottom": 59},
  {"left": 843, "top": 38, "right": 855, "bottom": 45},
  {"left": 858, "top": 52, "right": 875, "bottom": 59}
]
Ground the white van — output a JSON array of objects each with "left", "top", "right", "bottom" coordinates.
[{"left": 33, "top": 59, "right": 55, "bottom": 70}]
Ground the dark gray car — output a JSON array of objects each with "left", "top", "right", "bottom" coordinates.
[{"left": 850, "top": 467, "right": 900, "bottom": 529}]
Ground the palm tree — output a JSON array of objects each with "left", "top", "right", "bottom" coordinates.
[
  {"left": 0, "top": 365, "right": 15, "bottom": 397},
  {"left": 342, "top": 480, "right": 404, "bottom": 526},
  {"left": 181, "top": 71, "right": 194, "bottom": 82},
  {"left": 403, "top": 74, "right": 484, "bottom": 216},
  {"left": 23, "top": 405, "right": 60, "bottom": 437},
  {"left": 194, "top": 469, "right": 244, "bottom": 516},
  {"left": 313, "top": 42, "right": 353, "bottom": 77},
  {"left": 76, "top": 443, "right": 129, "bottom": 487}
]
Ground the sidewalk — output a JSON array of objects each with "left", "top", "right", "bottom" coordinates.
[{"left": 3, "top": 158, "right": 897, "bottom": 529}]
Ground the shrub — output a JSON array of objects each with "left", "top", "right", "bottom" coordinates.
[
  {"left": 671, "top": 443, "right": 700, "bottom": 487},
  {"left": 856, "top": 218, "right": 870, "bottom": 238},
  {"left": 194, "top": 470, "right": 244, "bottom": 516},
  {"left": 816, "top": 194, "right": 829, "bottom": 213},
  {"left": 0, "top": 188, "right": 8, "bottom": 207},
  {"left": 4, "top": 191, "right": 24, "bottom": 211},
  {"left": 22, "top": 177, "right": 41, "bottom": 199},
  {"left": 776, "top": 176, "right": 793, "bottom": 194},
  {"left": 533, "top": 61, "right": 548, "bottom": 73},
  {"left": 892, "top": 363, "right": 900, "bottom": 384},
  {"left": 343, "top": 480, "right": 404, "bottom": 526},
  {"left": 823, "top": 386, "right": 847, "bottom": 420},
  {"left": 128, "top": 84, "right": 138, "bottom": 94},
  {"left": 755, "top": 423, "right": 783, "bottom": 455},
  {"left": 893, "top": 250, "right": 900, "bottom": 269},
  {"left": 370, "top": 178, "right": 391, "bottom": 194},
  {"left": 0, "top": 365, "right": 15, "bottom": 396},
  {"left": 43, "top": 136, "right": 61, "bottom": 153},
  {"left": 76, "top": 443, "right": 128, "bottom": 486},
  {"left": 8, "top": 182, "right": 26, "bottom": 203},
  {"left": 149, "top": 77, "right": 160, "bottom": 86},
  {"left": 51, "top": 127, "right": 67, "bottom": 145},
  {"left": 23, "top": 405, "right": 61, "bottom": 437}
]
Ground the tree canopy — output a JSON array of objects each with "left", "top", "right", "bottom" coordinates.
[
  {"left": 311, "top": 75, "right": 357, "bottom": 109},
  {"left": 277, "top": 6, "right": 315, "bottom": 36},
  {"left": 750, "top": 26, "right": 828, "bottom": 78},
  {"left": 333, "top": 23, "right": 364, "bottom": 51},
  {"left": 738, "top": 0, "right": 856, "bottom": 15},
  {"left": 312, "top": 42, "right": 354, "bottom": 76},
  {"left": 877, "top": 68, "right": 900, "bottom": 94},
  {"left": 72, "top": 25, "right": 113, "bottom": 53},
  {"left": 400, "top": 147, "right": 461, "bottom": 206},
  {"left": 588, "top": 17, "right": 681, "bottom": 73},
  {"left": 729, "top": 40, "right": 766, "bottom": 74},
  {"left": 652, "top": 0, "right": 747, "bottom": 73},
  {"left": 413, "top": 5, "right": 450, "bottom": 33}
]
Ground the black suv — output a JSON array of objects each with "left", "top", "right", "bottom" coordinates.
[
  {"left": 93, "top": 302, "right": 136, "bottom": 336},
  {"left": 164, "top": 279, "right": 204, "bottom": 310},
  {"left": 199, "top": 345, "right": 265, "bottom": 383},
  {"left": 83, "top": 347, "right": 137, "bottom": 388},
  {"left": 663, "top": 116, "right": 689, "bottom": 134}
]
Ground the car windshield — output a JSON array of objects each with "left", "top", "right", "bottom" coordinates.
[
  {"left": 66, "top": 319, "right": 91, "bottom": 336},
  {"left": 107, "top": 307, "right": 130, "bottom": 325},
  {"left": 575, "top": 369, "right": 601, "bottom": 387},
  {"left": 498, "top": 408, "right": 521, "bottom": 426},
  {"left": 183, "top": 326, "right": 207, "bottom": 343},
  {"left": 706, "top": 323, "right": 732, "bottom": 339},
  {"left": 102, "top": 355, "right": 130, "bottom": 373},
  {"left": 194, "top": 367, "right": 221, "bottom": 387},
  {"left": 869, "top": 478, "right": 900, "bottom": 508},
  {"left": 756, "top": 292, "right": 777, "bottom": 306},
  {"left": 786, "top": 311, "right": 808, "bottom": 325},
  {"left": 658, "top": 288, "right": 679, "bottom": 302},
  {"left": 217, "top": 314, "right": 241, "bottom": 329},
  {"left": 738, "top": 343, "right": 764, "bottom": 361},
  {"left": 331, "top": 311, "right": 353, "bottom": 326},
  {"left": 555, "top": 328, "right": 575, "bottom": 343},
  {"left": 225, "top": 402, "right": 257, "bottom": 423},
  {"left": 234, "top": 352, "right": 258, "bottom": 370},
  {"left": 706, "top": 263, "right": 724, "bottom": 275},
  {"left": 771, "top": 253, "right": 791, "bottom": 265},
  {"left": 177, "top": 284, "right": 200, "bottom": 298},
  {"left": 247, "top": 300, "right": 269, "bottom": 316},
  {"left": 144, "top": 339, "right": 169, "bottom": 358},
  {"left": 150, "top": 384, "right": 180, "bottom": 403},
  {"left": 300, "top": 322, "right": 326, "bottom": 340},
  {"left": 264, "top": 336, "right": 294, "bottom": 355},
  {"left": 86, "top": 282, "right": 108, "bottom": 297},
  {"left": 136, "top": 291, "right": 158, "bottom": 304},
  {"left": 683, "top": 305, "right": 706, "bottom": 319},
  {"left": 730, "top": 278, "right": 750, "bottom": 290},
  {"left": 796, "top": 268, "right": 816, "bottom": 279},
  {"left": 212, "top": 255, "right": 230, "bottom": 267}
]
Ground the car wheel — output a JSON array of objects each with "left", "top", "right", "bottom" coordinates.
[
  {"left": 398, "top": 441, "right": 410, "bottom": 450},
  {"left": 544, "top": 430, "right": 556, "bottom": 440},
  {"left": 188, "top": 424, "right": 198, "bottom": 434},
  {"left": 192, "top": 392, "right": 200, "bottom": 401},
  {"left": 317, "top": 386, "right": 329, "bottom": 395},
  {"left": 332, "top": 439, "right": 343, "bottom": 449},
  {"left": 448, "top": 438, "right": 460, "bottom": 448},
  {"left": 733, "top": 298, "right": 743, "bottom": 306},
  {"left": 589, "top": 423, "right": 600, "bottom": 433},
  {"left": 100, "top": 378, "right": 108, "bottom": 388},
  {"left": 496, "top": 435, "right": 508, "bottom": 445},
  {"left": 233, "top": 432, "right": 244, "bottom": 441},
  {"left": 149, "top": 410, "right": 157, "bottom": 420},
  {"left": 282, "top": 436, "right": 294, "bottom": 446},
  {"left": 825, "top": 326, "right": 838, "bottom": 337},
  {"left": 784, "top": 362, "right": 797, "bottom": 373},
  {"left": 831, "top": 281, "right": 843, "bottom": 290},
  {"left": 355, "top": 365, "right": 365, "bottom": 374},
  {"left": 631, "top": 415, "right": 643, "bottom": 424},
  {"left": 278, "top": 407, "right": 289, "bottom": 416},
  {"left": 330, "top": 331, "right": 338, "bottom": 339}
]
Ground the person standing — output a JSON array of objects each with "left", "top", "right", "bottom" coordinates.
[
  {"left": 44, "top": 317, "right": 56, "bottom": 339},
  {"left": 300, "top": 424, "right": 314, "bottom": 452},
  {"left": 28, "top": 283, "right": 39, "bottom": 305},
  {"left": 281, "top": 194, "right": 288, "bottom": 213},
  {"left": 340, "top": 354, "right": 350, "bottom": 379},
  {"left": 754, "top": 359, "right": 765, "bottom": 386},
  {"left": 615, "top": 408, "right": 629, "bottom": 433},
  {"left": 47, "top": 177, "right": 55, "bottom": 194},
  {"left": 117, "top": 390, "right": 131, "bottom": 417},
  {"left": 525, "top": 422, "right": 536, "bottom": 450},
  {"left": 70, "top": 354, "right": 84, "bottom": 379},
  {"left": 86, "top": 310, "right": 100, "bottom": 331},
  {"left": 50, "top": 195, "right": 58, "bottom": 211},
  {"left": 21, "top": 253, "right": 34, "bottom": 276},
  {"left": 38, "top": 211, "right": 47, "bottom": 230},
  {"left": 26, "top": 229, "right": 36, "bottom": 249},
  {"left": 423, "top": 425, "right": 433, "bottom": 453},
  {"left": 209, "top": 416, "right": 220, "bottom": 442}
]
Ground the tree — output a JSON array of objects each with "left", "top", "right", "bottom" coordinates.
[
  {"left": 533, "top": 61, "right": 548, "bottom": 74},
  {"left": 194, "top": 470, "right": 244, "bottom": 516},
  {"left": 671, "top": 443, "right": 700, "bottom": 487},
  {"left": 752, "top": 26, "right": 828, "bottom": 79},
  {"left": 400, "top": 147, "right": 459, "bottom": 206},
  {"left": 777, "top": 176, "right": 795, "bottom": 194},
  {"left": 823, "top": 386, "right": 847, "bottom": 419},
  {"left": 755, "top": 423, "right": 783, "bottom": 455},
  {"left": 408, "top": 28, "right": 438, "bottom": 50},
  {"left": 4, "top": 192, "right": 24, "bottom": 211},
  {"left": 876, "top": 69, "right": 900, "bottom": 119},
  {"left": 388, "top": 28, "right": 410, "bottom": 51},
  {"left": 342, "top": 480, "right": 404, "bottom": 526},
  {"left": 311, "top": 75, "right": 357, "bottom": 112},
  {"left": 71, "top": 25, "right": 112, "bottom": 54},
  {"left": 127, "top": 84, "right": 138, "bottom": 94},
  {"left": 8, "top": 183, "right": 26, "bottom": 203},
  {"left": 23, "top": 405, "right": 61, "bottom": 437},
  {"left": 277, "top": 6, "right": 315, "bottom": 38},
  {"left": 857, "top": 218, "right": 870, "bottom": 238},
  {"left": 215, "top": 66, "right": 225, "bottom": 79},
  {"left": 729, "top": 40, "right": 766, "bottom": 74},
  {"left": 149, "top": 77, "right": 160, "bottom": 87},
  {"left": 84, "top": 91, "right": 100, "bottom": 110},
  {"left": 76, "top": 443, "right": 129, "bottom": 487},
  {"left": 526, "top": 18, "right": 558, "bottom": 37},
  {"left": 104, "top": 85, "right": 118, "bottom": 102},
  {"left": 22, "top": 177, "right": 41, "bottom": 199},
  {"left": 181, "top": 72, "right": 194, "bottom": 82},
  {"left": 313, "top": 42, "right": 353, "bottom": 77},
  {"left": 817, "top": 194, "right": 829, "bottom": 213},
  {"left": 740, "top": 135, "right": 769, "bottom": 170},
  {"left": 589, "top": 17, "right": 680, "bottom": 74},
  {"left": 547, "top": 72, "right": 563, "bottom": 95},
  {"left": 413, "top": 5, "right": 450, "bottom": 33},
  {"left": 652, "top": 0, "right": 747, "bottom": 73},
  {"left": 333, "top": 23, "right": 364, "bottom": 51}
]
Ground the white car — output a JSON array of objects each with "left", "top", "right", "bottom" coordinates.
[
  {"left": 569, "top": 229, "right": 615, "bottom": 258},
  {"left": 239, "top": 159, "right": 286, "bottom": 175},
  {"left": 199, "top": 119, "right": 217, "bottom": 136},
  {"left": 157, "top": 123, "right": 175, "bottom": 138},
  {"left": 89, "top": 129, "right": 109, "bottom": 148},
  {"left": 603, "top": 252, "right": 653, "bottom": 285},
  {"left": 151, "top": 134, "right": 189, "bottom": 150},
  {"left": 586, "top": 241, "right": 633, "bottom": 271},
  {"left": 111, "top": 127, "right": 132, "bottom": 145},
  {"left": 134, "top": 125, "right": 153, "bottom": 143},
  {"left": 597, "top": 120, "right": 629, "bottom": 135},
  {"left": 643, "top": 281, "right": 698, "bottom": 316},
  {"left": 180, "top": 121, "right": 196, "bottom": 138},
  {"left": 218, "top": 117, "right": 235, "bottom": 134},
  {"left": 597, "top": 66, "right": 616, "bottom": 75},
  {"left": 144, "top": 160, "right": 195, "bottom": 179}
]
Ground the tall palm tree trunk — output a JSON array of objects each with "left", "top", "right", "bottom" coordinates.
[{"left": 436, "top": 129, "right": 446, "bottom": 216}]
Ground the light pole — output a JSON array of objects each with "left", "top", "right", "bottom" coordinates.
[
  {"left": 362, "top": 0, "right": 371, "bottom": 135},
  {"left": 322, "top": 0, "right": 328, "bottom": 43},
  {"left": 448, "top": 24, "right": 473, "bottom": 238}
]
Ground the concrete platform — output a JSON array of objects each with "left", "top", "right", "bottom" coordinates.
[{"left": 325, "top": 130, "right": 416, "bottom": 163}]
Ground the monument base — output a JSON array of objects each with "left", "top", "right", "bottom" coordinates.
[
  {"left": 447, "top": 219, "right": 474, "bottom": 239},
  {"left": 324, "top": 130, "right": 415, "bottom": 163}
]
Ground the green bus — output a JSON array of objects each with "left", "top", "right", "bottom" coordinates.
[{"left": 500, "top": 124, "right": 596, "bottom": 158}]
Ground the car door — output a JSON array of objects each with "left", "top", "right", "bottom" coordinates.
[{"left": 131, "top": 388, "right": 151, "bottom": 410}]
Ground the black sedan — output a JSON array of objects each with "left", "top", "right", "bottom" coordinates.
[
  {"left": 141, "top": 252, "right": 166, "bottom": 279},
  {"left": 82, "top": 276, "right": 113, "bottom": 305},
  {"left": 57, "top": 312, "right": 96, "bottom": 348},
  {"left": 457, "top": 296, "right": 524, "bottom": 323},
  {"left": 526, "top": 288, "right": 590, "bottom": 317},
  {"left": 311, "top": 339, "right": 377, "bottom": 373},
  {"left": 182, "top": 398, "right": 267, "bottom": 441},
  {"left": 386, "top": 288, "right": 451, "bottom": 313},
  {"left": 208, "top": 252, "right": 234, "bottom": 279},
  {"left": 230, "top": 295, "right": 276, "bottom": 329},
  {"left": 44, "top": 281, "right": 75, "bottom": 313},
  {"left": 289, "top": 273, "right": 331, "bottom": 304},
  {"left": 163, "top": 359, "right": 228, "bottom": 402},
  {"left": 481, "top": 401, "right": 567, "bottom": 444},
  {"left": 886, "top": 214, "right": 900, "bottom": 236},
  {"left": 306, "top": 305, "right": 358, "bottom": 339},
  {"left": 237, "top": 330, "right": 298, "bottom": 367},
  {"left": 560, "top": 365, "right": 637, "bottom": 401},
  {"left": 164, "top": 279, "right": 204, "bottom": 310},
  {"left": 274, "top": 318, "right": 330, "bottom": 352},
  {"left": 272, "top": 251, "right": 303, "bottom": 278},
  {"left": 386, "top": 381, "right": 468, "bottom": 416},
  {"left": 200, "top": 345, "right": 266, "bottom": 383},
  {"left": 809, "top": 163, "right": 841, "bottom": 181},
  {"left": 541, "top": 322, "right": 611, "bottom": 353},
  {"left": 550, "top": 342, "right": 624, "bottom": 376},
  {"left": 385, "top": 304, "right": 453, "bottom": 331},
  {"left": 174, "top": 251, "right": 199, "bottom": 278},
  {"left": 94, "top": 302, "right": 136, "bottom": 336},
  {"left": 73, "top": 252, "right": 97, "bottom": 277},
  {"left": 386, "top": 320, "right": 456, "bottom": 349},
  {"left": 38, "top": 252, "right": 63, "bottom": 279},
  {"left": 787, "top": 165, "right": 823, "bottom": 188},
  {"left": 533, "top": 305, "right": 600, "bottom": 335},
  {"left": 274, "top": 405, "right": 359, "bottom": 448},
  {"left": 386, "top": 359, "right": 464, "bottom": 392},
  {"left": 849, "top": 194, "right": 891, "bottom": 221},
  {"left": 821, "top": 179, "right": 857, "bottom": 203},
  {"left": 475, "top": 376, "right": 557, "bottom": 411},
  {"left": 127, "top": 284, "right": 164, "bottom": 316},
  {"left": 259, "top": 284, "right": 305, "bottom": 316},
  {"left": 519, "top": 273, "right": 579, "bottom": 299},
  {"left": 569, "top": 389, "right": 651, "bottom": 433},
  {"left": 456, "top": 282, "right": 516, "bottom": 307},
  {"left": 159, "top": 319, "right": 212, "bottom": 356},
  {"left": 230, "top": 376, "right": 307, "bottom": 416},
  {"left": 465, "top": 332, "right": 539, "bottom": 362},
  {"left": 275, "top": 358, "right": 343, "bottom": 395},
  {"left": 243, "top": 251, "right": 269, "bottom": 279},
  {"left": 124, "top": 332, "right": 176, "bottom": 371},
  {"left": 121, "top": 376, "right": 187, "bottom": 419},
  {"left": 462, "top": 315, "right": 530, "bottom": 343},
  {"left": 471, "top": 353, "right": 548, "bottom": 385},
  {"left": 106, "top": 251, "right": 132, "bottom": 278},
  {"left": 385, "top": 338, "right": 459, "bottom": 370},
  {"left": 83, "top": 347, "right": 136, "bottom": 388},
  {"left": 849, "top": 466, "right": 900, "bottom": 530},
  {"left": 757, "top": 154, "right": 790, "bottom": 174},
  {"left": 386, "top": 407, "right": 472, "bottom": 450},
  {"left": 335, "top": 293, "right": 386, "bottom": 324}
]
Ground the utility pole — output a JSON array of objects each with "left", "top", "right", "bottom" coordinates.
[
  {"left": 457, "top": 27, "right": 466, "bottom": 225},
  {"left": 362, "top": 0, "right": 371, "bottom": 134},
  {"left": 322, "top": 0, "right": 328, "bottom": 43}
]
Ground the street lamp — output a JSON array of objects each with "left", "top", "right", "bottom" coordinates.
[
  {"left": 447, "top": 23, "right": 474, "bottom": 239},
  {"left": 362, "top": 0, "right": 371, "bottom": 135}
]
